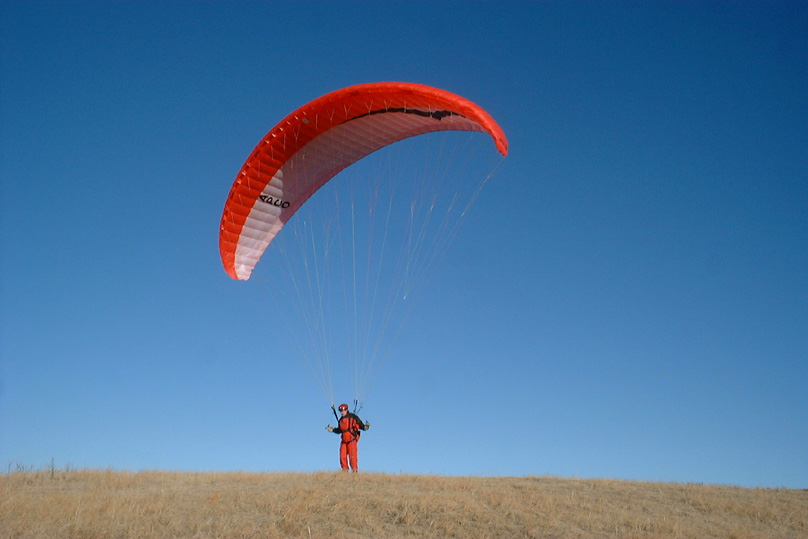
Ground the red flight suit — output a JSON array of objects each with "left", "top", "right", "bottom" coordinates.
[{"left": 331, "top": 412, "right": 366, "bottom": 471}]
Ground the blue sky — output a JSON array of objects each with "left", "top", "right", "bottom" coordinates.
[{"left": 1, "top": 2, "right": 806, "bottom": 488}]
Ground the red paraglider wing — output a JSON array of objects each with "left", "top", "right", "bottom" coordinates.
[{"left": 219, "top": 82, "right": 509, "bottom": 280}]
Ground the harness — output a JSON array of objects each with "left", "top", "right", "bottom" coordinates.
[
  {"left": 331, "top": 404, "right": 364, "bottom": 444},
  {"left": 339, "top": 416, "right": 361, "bottom": 444}
]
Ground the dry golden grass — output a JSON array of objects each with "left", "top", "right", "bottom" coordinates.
[{"left": 2, "top": 469, "right": 806, "bottom": 538}]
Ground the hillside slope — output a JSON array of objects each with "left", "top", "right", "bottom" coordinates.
[{"left": 2, "top": 470, "right": 806, "bottom": 538}]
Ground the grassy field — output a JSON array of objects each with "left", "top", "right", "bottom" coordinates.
[{"left": 2, "top": 469, "right": 806, "bottom": 538}]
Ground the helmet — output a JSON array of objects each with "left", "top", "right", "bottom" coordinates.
[{"left": 338, "top": 403, "right": 349, "bottom": 411}]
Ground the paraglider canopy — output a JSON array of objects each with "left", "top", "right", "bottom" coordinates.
[{"left": 219, "top": 82, "right": 509, "bottom": 281}]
